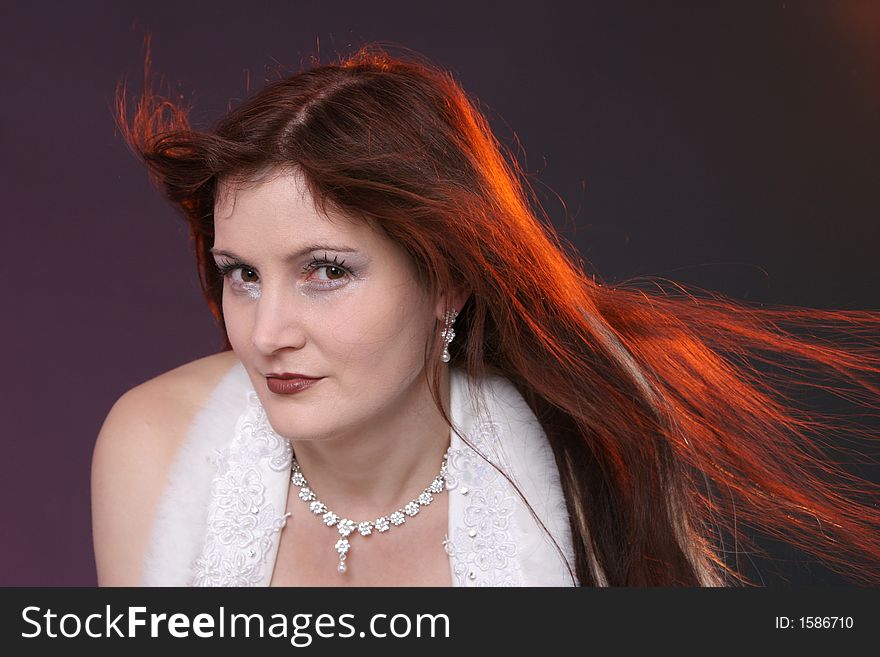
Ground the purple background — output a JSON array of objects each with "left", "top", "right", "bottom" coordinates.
[{"left": 2, "top": 1, "right": 877, "bottom": 585}]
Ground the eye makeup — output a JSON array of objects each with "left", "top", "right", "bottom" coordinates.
[
  {"left": 212, "top": 251, "right": 361, "bottom": 298},
  {"left": 213, "top": 261, "right": 262, "bottom": 299}
]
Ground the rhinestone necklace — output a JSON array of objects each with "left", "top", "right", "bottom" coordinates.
[{"left": 290, "top": 452, "right": 449, "bottom": 574}]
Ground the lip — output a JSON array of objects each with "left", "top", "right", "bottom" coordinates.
[
  {"left": 266, "top": 376, "right": 322, "bottom": 395},
  {"left": 266, "top": 373, "right": 321, "bottom": 379}
]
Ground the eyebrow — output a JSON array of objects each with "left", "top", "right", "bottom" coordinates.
[{"left": 209, "top": 244, "right": 360, "bottom": 261}]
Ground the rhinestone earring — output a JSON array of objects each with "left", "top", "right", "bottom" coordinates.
[{"left": 440, "top": 308, "right": 458, "bottom": 363}]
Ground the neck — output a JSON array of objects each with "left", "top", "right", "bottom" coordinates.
[{"left": 288, "top": 367, "right": 452, "bottom": 520}]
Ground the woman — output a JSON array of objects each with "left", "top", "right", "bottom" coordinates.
[{"left": 92, "top": 41, "right": 880, "bottom": 586}]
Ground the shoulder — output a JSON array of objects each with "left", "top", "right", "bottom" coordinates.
[{"left": 90, "top": 350, "right": 241, "bottom": 586}]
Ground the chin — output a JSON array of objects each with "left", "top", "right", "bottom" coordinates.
[
  {"left": 262, "top": 402, "right": 334, "bottom": 436},
  {"left": 262, "top": 413, "right": 309, "bottom": 441}
]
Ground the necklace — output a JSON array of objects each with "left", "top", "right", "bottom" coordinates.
[{"left": 289, "top": 451, "right": 449, "bottom": 575}]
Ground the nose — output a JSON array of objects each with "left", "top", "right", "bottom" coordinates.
[{"left": 249, "top": 282, "right": 307, "bottom": 355}]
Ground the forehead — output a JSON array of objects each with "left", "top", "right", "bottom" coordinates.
[{"left": 213, "top": 168, "right": 370, "bottom": 245}]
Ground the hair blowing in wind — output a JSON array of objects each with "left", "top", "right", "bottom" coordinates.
[{"left": 114, "top": 35, "right": 880, "bottom": 586}]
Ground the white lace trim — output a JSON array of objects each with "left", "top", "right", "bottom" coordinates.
[
  {"left": 444, "top": 370, "right": 579, "bottom": 587},
  {"left": 443, "top": 419, "right": 524, "bottom": 586},
  {"left": 190, "top": 391, "right": 292, "bottom": 587}
]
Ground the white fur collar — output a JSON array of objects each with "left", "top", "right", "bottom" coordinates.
[{"left": 141, "top": 359, "right": 578, "bottom": 586}]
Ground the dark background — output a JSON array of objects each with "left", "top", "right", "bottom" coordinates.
[{"left": 1, "top": 1, "right": 877, "bottom": 585}]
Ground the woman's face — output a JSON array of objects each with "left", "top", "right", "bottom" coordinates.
[{"left": 212, "top": 167, "right": 441, "bottom": 441}]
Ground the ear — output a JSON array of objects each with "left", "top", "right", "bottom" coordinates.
[{"left": 433, "top": 286, "right": 471, "bottom": 322}]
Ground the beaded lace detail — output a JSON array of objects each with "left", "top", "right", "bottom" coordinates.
[
  {"left": 191, "top": 391, "right": 292, "bottom": 586},
  {"left": 443, "top": 419, "right": 524, "bottom": 586}
]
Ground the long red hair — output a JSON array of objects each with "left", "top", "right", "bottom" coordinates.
[{"left": 114, "top": 36, "right": 880, "bottom": 585}]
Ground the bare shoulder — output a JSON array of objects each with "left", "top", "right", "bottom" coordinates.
[
  {"left": 133, "top": 348, "right": 241, "bottom": 408},
  {"left": 90, "top": 350, "right": 240, "bottom": 586},
  {"left": 96, "top": 349, "right": 240, "bottom": 462}
]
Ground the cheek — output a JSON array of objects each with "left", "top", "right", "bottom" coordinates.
[
  {"left": 221, "top": 295, "right": 250, "bottom": 349},
  {"left": 327, "top": 290, "right": 432, "bottom": 362}
]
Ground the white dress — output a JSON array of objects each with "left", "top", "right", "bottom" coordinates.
[{"left": 141, "top": 359, "right": 580, "bottom": 586}]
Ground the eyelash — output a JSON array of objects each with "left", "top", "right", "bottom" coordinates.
[{"left": 213, "top": 253, "right": 353, "bottom": 291}]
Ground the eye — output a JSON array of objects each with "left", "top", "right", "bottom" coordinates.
[
  {"left": 214, "top": 260, "right": 258, "bottom": 284},
  {"left": 232, "top": 267, "right": 259, "bottom": 283},
  {"left": 302, "top": 253, "right": 354, "bottom": 288},
  {"left": 310, "top": 264, "right": 347, "bottom": 281}
]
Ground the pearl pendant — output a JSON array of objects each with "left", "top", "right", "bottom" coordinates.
[{"left": 338, "top": 561, "right": 347, "bottom": 573}]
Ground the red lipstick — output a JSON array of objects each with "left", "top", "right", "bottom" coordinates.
[{"left": 266, "top": 375, "right": 322, "bottom": 395}]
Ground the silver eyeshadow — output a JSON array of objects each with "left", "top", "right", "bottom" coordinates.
[
  {"left": 238, "top": 281, "right": 262, "bottom": 300},
  {"left": 219, "top": 256, "right": 365, "bottom": 299},
  {"left": 214, "top": 247, "right": 368, "bottom": 300}
]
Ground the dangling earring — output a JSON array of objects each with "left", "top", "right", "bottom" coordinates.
[{"left": 440, "top": 308, "right": 458, "bottom": 363}]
